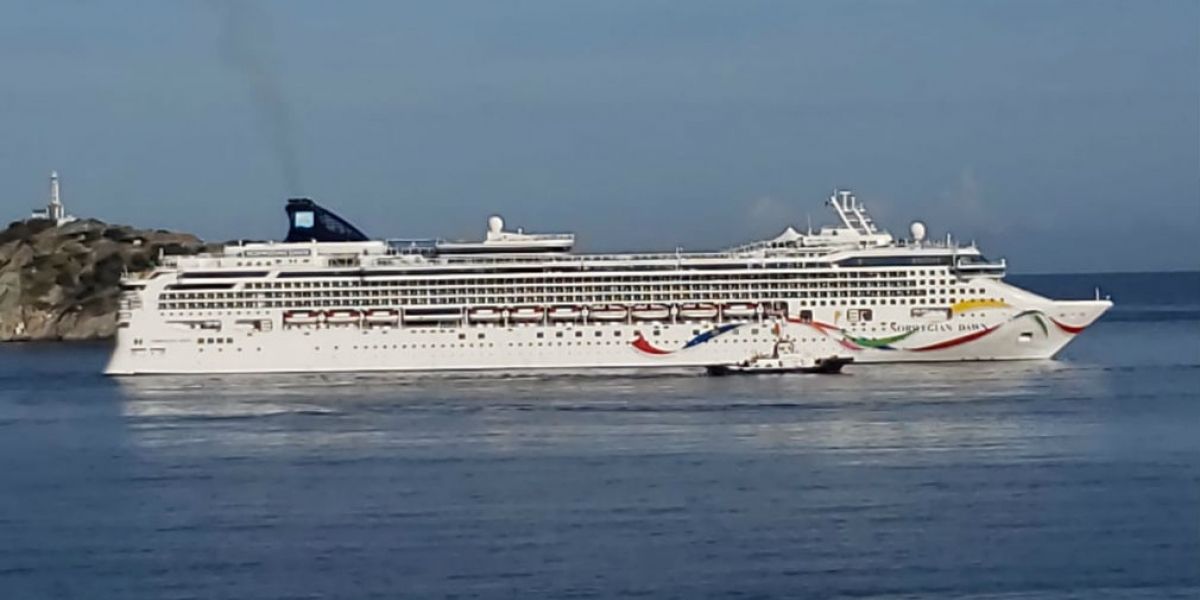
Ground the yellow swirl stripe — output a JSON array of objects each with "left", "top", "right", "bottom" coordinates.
[{"left": 951, "top": 299, "right": 1011, "bottom": 315}]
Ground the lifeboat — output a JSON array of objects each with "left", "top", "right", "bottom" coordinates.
[
  {"left": 631, "top": 304, "right": 670, "bottom": 321},
  {"left": 325, "top": 309, "right": 362, "bottom": 325},
  {"left": 588, "top": 305, "right": 627, "bottom": 321},
  {"left": 509, "top": 306, "right": 544, "bottom": 322},
  {"left": 468, "top": 307, "right": 504, "bottom": 323},
  {"left": 549, "top": 305, "right": 583, "bottom": 321},
  {"left": 723, "top": 303, "right": 759, "bottom": 319},
  {"left": 677, "top": 303, "right": 718, "bottom": 320},
  {"left": 282, "top": 310, "right": 322, "bottom": 326},
  {"left": 364, "top": 309, "right": 400, "bottom": 325}
]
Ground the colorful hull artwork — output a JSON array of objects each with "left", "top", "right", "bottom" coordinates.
[
  {"left": 627, "top": 294, "right": 1098, "bottom": 358},
  {"left": 628, "top": 300, "right": 1094, "bottom": 358},
  {"left": 633, "top": 324, "right": 742, "bottom": 355},
  {"left": 783, "top": 301, "right": 1093, "bottom": 355}
]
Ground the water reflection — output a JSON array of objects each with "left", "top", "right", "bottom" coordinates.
[{"left": 113, "top": 359, "right": 1113, "bottom": 465}]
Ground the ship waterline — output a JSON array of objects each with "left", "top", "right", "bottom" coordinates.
[{"left": 105, "top": 192, "right": 1111, "bottom": 375}]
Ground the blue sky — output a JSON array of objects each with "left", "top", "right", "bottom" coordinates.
[{"left": 2, "top": 0, "right": 1197, "bottom": 272}]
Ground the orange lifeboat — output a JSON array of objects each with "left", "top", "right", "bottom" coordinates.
[
  {"left": 509, "top": 306, "right": 544, "bottom": 322},
  {"left": 630, "top": 304, "right": 670, "bottom": 321},
  {"left": 282, "top": 310, "right": 322, "bottom": 326},
  {"left": 722, "top": 303, "right": 758, "bottom": 319},
  {"left": 588, "top": 305, "right": 627, "bottom": 321},
  {"left": 325, "top": 309, "right": 361, "bottom": 325},
  {"left": 677, "top": 303, "right": 718, "bottom": 320},
  {"left": 549, "top": 305, "right": 583, "bottom": 321},
  {"left": 468, "top": 307, "right": 503, "bottom": 323},
  {"left": 364, "top": 309, "right": 400, "bottom": 325}
]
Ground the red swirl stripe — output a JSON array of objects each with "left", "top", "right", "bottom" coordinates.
[
  {"left": 1049, "top": 318, "right": 1087, "bottom": 334},
  {"left": 632, "top": 334, "right": 671, "bottom": 355},
  {"left": 908, "top": 325, "right": 999, "bottom": 352}
]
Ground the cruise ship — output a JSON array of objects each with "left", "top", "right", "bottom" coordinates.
[{"left": 105, "top": 191, "right": 1111, "bottom": 375}]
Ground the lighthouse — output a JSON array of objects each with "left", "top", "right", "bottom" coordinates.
[
  {"left": 30, "top": 171, "right": 76, "bottom": 226},
  {"left": 47, "top": 171, "right": 64, "bottom": 222}
]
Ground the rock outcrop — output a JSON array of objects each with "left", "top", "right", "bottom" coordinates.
[{"left": 0, "top": 218, "right": 205, "bottom": 341}]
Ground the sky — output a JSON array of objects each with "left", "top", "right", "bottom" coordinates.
[{"left": 1, "top": 0, "right": 1197, "bottom": 273}]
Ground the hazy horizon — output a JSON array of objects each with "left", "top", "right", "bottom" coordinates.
[{"left": 2, "top": 0, "right": 1197, "bottom": 272}]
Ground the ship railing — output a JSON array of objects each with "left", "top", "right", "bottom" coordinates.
[
  {"left": 952, "top": 256, "right": 1006, "bottom": 275},
  {"left": 487, "top": 233, "right": 575, "bottom": 241}
]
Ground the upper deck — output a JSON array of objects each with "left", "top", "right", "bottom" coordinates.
[{"left": 153, "top": 190, "right": 1006, "bottom": 277}]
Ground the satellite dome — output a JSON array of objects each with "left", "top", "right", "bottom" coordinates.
[
  {"left": 910, "top": 220, "right": 927, "bottom": 242},
  {"left": 487, "top": 215, "right": 504, "bottom": 234}
]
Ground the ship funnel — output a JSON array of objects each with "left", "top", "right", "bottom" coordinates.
[{"left": 284, "top": 198, "right": 370, "bottom": 242}]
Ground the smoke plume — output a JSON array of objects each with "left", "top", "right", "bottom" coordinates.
[{"left": 211, "top": 0, "right": 303, "bottom": 195}]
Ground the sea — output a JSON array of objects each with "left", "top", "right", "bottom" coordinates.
[{"left": 1, "top": 271, "right": 1197, "bottom": 599}]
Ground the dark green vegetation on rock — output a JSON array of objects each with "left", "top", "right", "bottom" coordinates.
[{"left": 0, "top": 218, "right": 204, "bottom": 341}]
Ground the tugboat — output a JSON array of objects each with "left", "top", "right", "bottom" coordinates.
[{"left": 706, "top": 338, "right": 853, "bottom": 376}]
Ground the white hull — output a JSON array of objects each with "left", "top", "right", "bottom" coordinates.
[{"left": 106, "top": 296, "right": 1110, "bottom": 375}]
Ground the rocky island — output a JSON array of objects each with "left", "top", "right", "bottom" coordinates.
[{"left": 0, "top": 218, "right": 204, "bottom": 342}]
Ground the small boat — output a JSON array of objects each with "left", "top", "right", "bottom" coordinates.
[
  {"left": 282, "top": 310, "right": 322, "bottom": 325},
  {"left": 706, "top": 339, "right": 852, "bottom": 376},
  {"left": 631, "top": 304, "right": 670, "bottom": 321},
  {"left": 722, "top": 303, "right": 758, "bottom": 319},
  {"left": 509, "top": 306, "right": 544, "bottom": 322},
  {"left": 325, "top": 309, "right": 362, "bottom": 325},
  {"left": 364, "top": 309, "right": 400, "bottom": 325},
  {"left": 677, "top": 303, "right": 718, "bottom": 320},
  {"left": 707, "top": 354, "right": 852, "bottom": 376},
  {"left": 548, "top": 305, "right": 583, "bottom": 321},
  {"left": 588, "top": 305, "right": 627, "bottom": 321},
  {"left": 468, "top": 307, "right": 503, "bottom": 323}
]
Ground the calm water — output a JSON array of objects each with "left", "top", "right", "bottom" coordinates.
[{"left": 1, "top": 272, "right": 1198, "bottom": 599}]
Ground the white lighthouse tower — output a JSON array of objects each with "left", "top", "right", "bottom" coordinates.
[{"left": 30, "top": 170, "right": 75, "bottom": 226}]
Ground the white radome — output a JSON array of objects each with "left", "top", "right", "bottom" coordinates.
[
  {"left": 488, "top": 215, "right": 504, "bottom": 234},
  {"left": 910, "top": 220, "right": 927, "bottom": 242}
]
